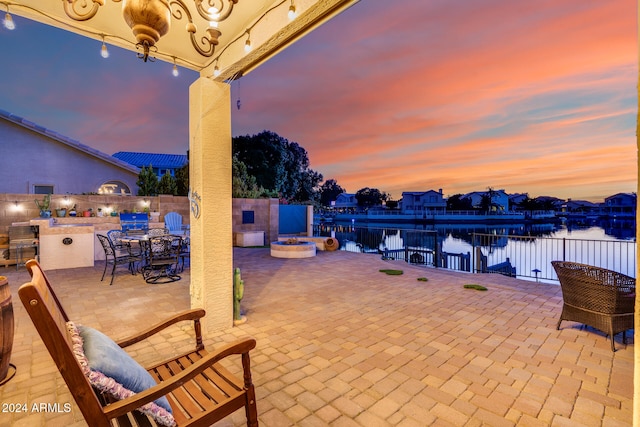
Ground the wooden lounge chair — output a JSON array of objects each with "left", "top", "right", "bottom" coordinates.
[
  {"left": 551, "top": 261, "right": 635, "bottom": 351},
  {"left": 18, "top": 259, "right": 259, "bottom": 426}
]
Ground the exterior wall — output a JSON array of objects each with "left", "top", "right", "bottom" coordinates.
[
  {"left": 158, "top": 195, "right": 190, "bottom": 224},
  {"left": 604, "top": 193, "right": 637, "bottom": 217},
  {"left": 0, "top": 194, "right": 190, "bottom": 233},
  {"left": 401, "top": 190, "right": 446, "bottom": 214},
  {"left": 232, "top": 198, "right": 279, "bottom": 244},
  {"left": 0, "top": 194, "right": 278, "bottom": 236},
  {"left": 492, "top": 191, "right": 510, "bottom": 211},
  {"left": 334, "top": 193, "right": 357, "bottom": 208},
  {"left": 0, "top": 119, "right": 139, "bottom": 194}
]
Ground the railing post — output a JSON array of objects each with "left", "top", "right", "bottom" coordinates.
[
  {"left": 434, "top": 232, "right": 439, "bottom": 268},
  {"left": 471, "top": 233, "right": 476, "bottom": 273},
  {"left": 563, "top": 238, "right": 566, "bottom": 261}
]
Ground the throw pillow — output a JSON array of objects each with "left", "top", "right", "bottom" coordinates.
[{"left": 67, "top": 321, "right": 175, "bottom": 427}]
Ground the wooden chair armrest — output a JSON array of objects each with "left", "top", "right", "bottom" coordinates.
[
  {"left": 102, "top": 337, "right": 257, "bottom": 419},
  {"left": 116, "top": 308, "right": 206, "bottom": 349}
]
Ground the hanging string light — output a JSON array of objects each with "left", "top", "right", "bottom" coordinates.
[
  {"left": 288, "top": 0, "right": 297, "bottom": 20},
  {"left": 172, "top": 57, "right": 179, "bottom": 77},
  {"left": 244, "top": 30, "right": 252, "bottom": 53},
  {"left": 3, "top": 4, "right": 15, "bottom": 30},
  {"left": 100, "top": 35, "right": 109, "bottom": 58}
]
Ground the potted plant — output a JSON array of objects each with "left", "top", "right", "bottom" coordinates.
[
  {"left": 34, "top": 194, "right": 51, "bottom": 218},
  {"left": 83, "top": 208, "right": 93, "bottom": 217},
  {"left": 56, "top": 206, "right": 67, "bottom": 217},
  {"left": 68, "top": 204, "right": 77, "bottom": 217}
]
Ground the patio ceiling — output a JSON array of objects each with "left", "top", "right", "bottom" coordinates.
[{"left": 3, "top": 0, "right": 359, "bottom": 80}]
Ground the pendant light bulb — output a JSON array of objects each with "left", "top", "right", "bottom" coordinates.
[
  {"left": 288, "top": 1, "right": 297, "bottom": 20},
  {"left": 3, "top": 12, "right": 15, "bottom": 30},
  {"left": 172, "top": 64, "right": 179, "bottom": 77},
  {"left": 244, "top": 31, "right": 252, "bottom": 53},
  {"left": 100, "top": 39, "right": 109, "bottom": 59},
  {"left": 214, "top": 64, "right": 221, "bottom": 77}
]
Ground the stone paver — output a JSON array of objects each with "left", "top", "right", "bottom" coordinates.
[{"left": 0, "top": 248, "right": 633, "bottom": 426}]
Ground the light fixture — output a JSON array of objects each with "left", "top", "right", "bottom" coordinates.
[
  {"left": 172, "top": 57, "right": 179, "bottom": 76},
  {"left": 213, "top": 62, "right": 221, "bottom": 77},
  {"left": 3, "top": 5, "right": 14, "bottom": 30},
  {"left": 288, "top": 0, "right": 297, "bottom": 20},
  {"left": 100, "top": 35, "right": 109, "bottom": 58},
  {"left": 62, "top": 0, "right": 239, "bottom": 62},
  {"left": 244, "top": 30, "right": 252, "bottom": 53}
]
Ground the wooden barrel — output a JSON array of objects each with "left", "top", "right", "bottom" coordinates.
[{"left": 0, "top": 276, "right": 14, "bottom": 382}]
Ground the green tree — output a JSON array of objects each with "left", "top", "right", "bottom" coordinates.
[
  {"left": 233, "top": 131, "right": 322, "bottom": 202},
  {"left": 158, "top": 172, "right": 178, "bottom": 195},
  {"left": 447, "top": 194, "right": 473, "bottom": 210},
  {"left": 319, "top": 179, "right": 345, "bottom": 207},
  {"left": 136, "top": 165, "right": 158, "bottom": 196},
  {"left": 355, "top": 187, "right": 387, "bottom": 208},
  {"left": 175, "top": 151, "right": 189, "bottom": 196},
  {"left": 516, "top": 195, "right": 541, "bottom": 211},
  {"left": 233, "top": 155, "right": 261, "bottom": 198}
]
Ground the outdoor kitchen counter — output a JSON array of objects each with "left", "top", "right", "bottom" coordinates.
[{"left": 30, "top": 218, "right": 166, "bottom": 268}]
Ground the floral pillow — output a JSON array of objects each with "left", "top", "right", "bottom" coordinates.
[{"left": 67, "top": 321, "right": 176, "bottom": 427}]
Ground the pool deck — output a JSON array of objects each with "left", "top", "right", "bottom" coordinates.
[{"left": 0, "top": 248, "right": 633, "bottom": 426}]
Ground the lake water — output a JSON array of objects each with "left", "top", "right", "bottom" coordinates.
[{"left": 318, "top": 219, "right": 636, "bottom": 281}]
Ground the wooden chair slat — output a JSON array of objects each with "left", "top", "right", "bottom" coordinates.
[
  {"left": 155, "top": 363, "right": 204, "bottom": 419},
  {"left": 167, "top": 360, "right": 218, "bottom": 410}
]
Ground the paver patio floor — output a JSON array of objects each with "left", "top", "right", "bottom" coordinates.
[{"left": 0, "top": 248, "right": 633, "bottom": 426}]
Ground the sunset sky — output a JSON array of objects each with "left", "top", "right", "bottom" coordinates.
[{"left": 0, "top": 0, "right": 636, "bottom": 202}]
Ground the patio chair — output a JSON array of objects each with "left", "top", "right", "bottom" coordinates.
[
  {"left": 178, "top": 236, "right": 190, "bottom": 272},
  {"left": 551, "top": 261, "right": 635, "bottom": 351},
  {"left": 141, "top": 235, "right": 183, "bottom": 284},
  {"left": 164, "top": 212, "right": 183, "bottom": 234},
  {"left": 107, "top": 229, "right": 143, "bottom": 259},
  {"left": 97, "top": 234, "right": 141, "bottom": 285},
  {"left": 147, "top": 227, "right": 170, "bottom": 237},
  {"left": 18, "top": 259, "right": 259, "bottom": 427}
]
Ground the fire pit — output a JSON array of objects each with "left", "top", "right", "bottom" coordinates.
[{"left": 270, "top": 240, "right": 316, "bottom": 258}]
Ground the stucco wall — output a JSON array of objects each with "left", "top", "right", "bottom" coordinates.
[
  {"left": 0, "top": 195, "right": 280, "bottom": 237},
  {"left": 0, "top": 120, "right": 139, "bottom": 194},
  {"left": 0, "top": 194, "right": 190, "bottom": 233},
  {"left": 232, "top": 198, "right": 279, "bottom": 244}
]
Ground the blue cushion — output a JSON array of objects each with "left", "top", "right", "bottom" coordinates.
[{"left": 78, "top": 325, "right": 173, "bottom": 413}]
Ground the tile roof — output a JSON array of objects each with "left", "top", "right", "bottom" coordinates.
[
  {"left": 112, "top": 152, "right": 188, "bottom": 169},
  {"left": 0, "top": 108, "right": 140, "bottom": 174}
]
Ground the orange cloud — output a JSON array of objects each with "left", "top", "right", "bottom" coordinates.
[{"left": 233, "top": 0, "right": 636, "bottom": 202}]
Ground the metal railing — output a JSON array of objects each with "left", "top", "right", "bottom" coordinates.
[
  {"left": 313, "top": 224, "right": 636, "bottom": 282},
  {"left": 471, "top": 233, "right": 636, "bottom": 281}
]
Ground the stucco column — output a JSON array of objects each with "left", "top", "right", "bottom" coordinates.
[{"left": 188, "top": 77, "right": 233, "bottom": 333}]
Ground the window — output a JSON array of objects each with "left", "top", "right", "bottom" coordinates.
[
  {"left": 242, "top": 210, "right": 255, "bottom": 224},
  {"left": 98, "top": 181, "right": 131, "bottom": 195},
  {"left": 33, "top": 185, "right": 53, "bottom": 194}
]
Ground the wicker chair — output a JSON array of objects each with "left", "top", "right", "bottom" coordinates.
[{"left": 551, "top": 261, "right": 635, "bottom": 351}]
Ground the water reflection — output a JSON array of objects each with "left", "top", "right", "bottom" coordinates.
[{"left": 314, "top": 219, "right": 636, "bottom": 281}]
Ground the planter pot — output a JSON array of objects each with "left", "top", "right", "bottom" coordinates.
[
  {"left": 68, "top": 211, "right": 77, "bottom": 217},
  {"left": 110, "top": 212, "right": 118, "bottom": 217},
  {"left": 83, "top": 211, "right": 92, "bottom": 217},
  {"left": 39, "top": 210, "right": 51, "bottom": 218},
  {"left": 56, "top": 209, "right": 67, "bottom": 218}
]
